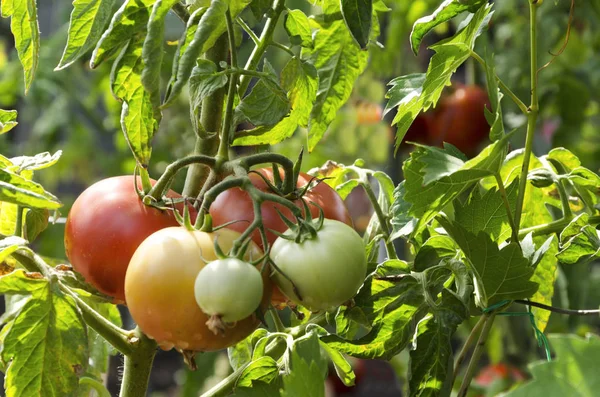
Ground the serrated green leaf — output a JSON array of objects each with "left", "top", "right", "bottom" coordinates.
[
  {"left": 0, "top": 270, "right": 88, "bottom": 397},
  {"left": 0, "top": 168, "right": 62, "bottom": 209},
  {"left": 90, "top": 0, "right": 155, "bottom": 68},
  {"left": 413, "top": 235, "right": 458, "bottom": 272},
  {"left": 504, "top": 334, "right": 600, "bottom": 397},
  {"left": 438, "top": 218, "right": 538, "bottom": 307},
  {"left": 0, "top": 109, "right": 18, "bottom": 134},
  {"left": 319, "top": 341, "right": 355, "bottom": 387},
  {"left": 23, "top": 207, "right": 49, "bottom": 242},
  {"left": 390, "top": 181, "right": 418, "bottom": 240},
  {"left": 10, "top": 151, "right": 62, "bottom": 172},
  {"left": 111, "top": 34, "right": 161, "bottom": 167},
  {"left": 56, "top": 0, "right": 116, "bottom": 69},
  {"left": 0, "top": 237, "right": 27, "bottom": 262},
  {"left": 236, "top": 356, "right": 279, "bottom": 387},
  {"left": 235, "top": 61, "right": 291, "bottom": 127},
  {"left": 340, "top": 0, "right": 372, "bottom": 49},
  {"left": 454, "top": 180, "right": 518, "bottom": 243},
  {"left": 409, "top": 291, "right": 467, "bottom": 397},
  {"left": 165, "top": 0, "right": 251, "bottom": 105},
  {"left": 285, "top": 10, "right": 313, "bottom": 48},
  {"left": 189, "top": 59, "right": 229, "bottom": 113},
  {"left": 322, "top": 260, "right": 427, "bottom": 360},
  {"left": 528, "top": 235, "right": 558, "bottom": 333},
  {"left": 141, "top": 0, "right": 180, "bottom": 110},
  {"left": 1, "top": 0, "right": 40, "bottom": 92},
  {"left": 409, "top": 0, "right": 486, "bottom": 55},
  {"left": 233, "top": 57, "right": 318, "bottom": 146},
  {"left": 403, "top": 135, "right": 508, "bottom": 236},
  {"left": 557, "top": 214, "right": 600, "bottom": 265},
  {"left": 391, "top": 4, "right": 491, "bottom": 152},
  {"left": 281, "top": 333, "right": 327, "bottom": 397},
  {"left": 303, "top": 19, "right": 368, "bottom": 151}
]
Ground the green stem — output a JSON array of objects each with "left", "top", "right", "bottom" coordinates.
[
  {"left": 457, "top": 313, "right": 497, "bottom": 397},
  {"left": 236, "top": 16, "right": 260, "bottom": 45},
  {"left": 148, "top": 155, "right": 217, "bottom": 200},
  {"left": 183, "top": 35, "right": 229, "bottom": 197},
  {"left": 80, "top": 377, "right": 111, "bottom": 397},
  {"left": 238, "top": 0, "right": 286, "bottom": 96},
  {"left": 470, "top": 51, "right": 529, "bottom": 115},
  {"left": 556, "top": 178, "right": 573, "bottom": 219},
  {"left": 453, "top": 315, "right": 486, "bottom": 380},
  {"left": 238, "top": 153, "right": 295, "bottom": 193},
  {"left": 518, "top": 215, "right": 600, "bottom": 238},
  {"left": 513, "top": 2, "right": 539, "bottom": 232},
  {"left": 495, "top": 174, "right": 519, "bottom": 242},
  {"left": 268, "top": 306, "right": 287, "bottom": 332},
  {"left": 14, "top": 206, "right": 23, "bottom": 237},
  {"left": 118, "top": 327, "right": 157, "bottom": 397},
  {"left": 269, "top": 41, "right": 295, "bottom": 56},
  {"left": 216, "top": 10, "right": 239, "bottom": 162},
  {"left": 361, "top": 182, "right": 397, "bottom": 259},
  {"left": 139, "top": 168, "right": 153, "bottom": 194}
]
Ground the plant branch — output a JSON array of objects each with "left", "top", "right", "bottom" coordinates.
[
  {"left": 515, "top": 299, "right": 600, "bottom": 316},
  {"left": 236, "top": 16, "right": 260, "bottom": 45},
  {"left": 513, "top": 1, "right": 539, "bottom": 232},
  {"left": 269, "top": 41, "right": 295, "bottom": 56},
  {"left": 118, "top": 327, "right": 157, "bottom": 397},
  {"left": 453, "top": 315, "right": 486, "bottom": 380},
  {"left": 361, "top": 181, "right": 397, "bottom": 260},
  {"left": 518, "top": 214, "right": 600, "bottom": 238},
  {"left": 556, "top": 178, "right": 573, "bottom": 219},
  {"left": 470, "top": 51, "right": 528, "bottom": 115},
  {"left": 457, "top": 313, "right": 497, "bottom": 397},
  {"left": 238, "top": 0, "right": 286, "bottom": 96},
  {"left": 149, "top": 155, "right": 217, "bottom": 200}
]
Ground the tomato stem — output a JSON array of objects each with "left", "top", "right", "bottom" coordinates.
[
  {"left": 118, "top": 327, "right": 157, "bottom": 397},
  {"left": 456, "top": 313, "right": 497, "bottom": 397},
  {"left": 513, "top": 1, "right": 540, "bottom": 231},
  {"left": 360, "top": 181, "right": 398, "bottom": 260},
  {"left": 148, "top": 155, "right": 217, "bottom": 201},
  {"left": 452, "top": 315, "right": 487, "bottom": 381},
  {"left": 183, "top": 35, "right": 228, "bottom": 198},
  {"left": 237, "top": 153, "right": 296, "bottom": 193},
  {"left": 555, "top": 178, "right": 573, "bottom": 219},
  {"left": 518, "top": 215, "right": 600, "bottom": 238}
]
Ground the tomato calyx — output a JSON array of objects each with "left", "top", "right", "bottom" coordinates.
[{"left": 272, "top": 199, "right": 325, "bottom": 244}]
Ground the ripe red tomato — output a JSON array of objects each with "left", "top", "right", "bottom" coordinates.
[
  {"left": 400, "top": 112, "right": 433, "bottom": 150},
  {"left": 209, "top": 168, "right": 353, "bottom": 305},
  {"left": 125, "top": 227, "right": 270, "bottom": 351},
  {"left": 429, "top": 84, "right": 491, "bottom": 156},
  {"left": 64, "top": 175, "right": 189, "bottom": 303}
]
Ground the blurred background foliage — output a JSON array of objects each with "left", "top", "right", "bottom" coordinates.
[{"left": 1, "top": 0, "right": 599, "bottom": 395}]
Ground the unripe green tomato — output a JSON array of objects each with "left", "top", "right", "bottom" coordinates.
[
  {"left": 194, "top": 258, "right": 264, "bottom": 323},
  {"left": 270, "top": 219, "right": 367, "bottom": 311}
]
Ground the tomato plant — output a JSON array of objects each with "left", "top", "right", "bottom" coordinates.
[
  {"left": 270, "top": 219, "right": 367, "bottom": 311},
  {"left": 64, "top": 175, "right": 189, "bottom": 303},
  {"left": 0, "top": 0, "right": 599, "bottom": 396},
  {"left": 125, "top": 226, "right": 270, "bottom": 351}
]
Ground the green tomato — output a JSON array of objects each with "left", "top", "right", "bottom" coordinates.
[
  {"left": 194, "top": 258, "right": 264, "bottom": 323},
  {"left": 270, "top": 219, "right": 367, "bottom": 311}
]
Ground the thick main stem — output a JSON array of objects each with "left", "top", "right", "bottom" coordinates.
[
  {"left": 513, "top": 2, "right": 539, "bottom": 230},
  {"left": 183, "top": 35, "right": 229, "bottom": 197},
  {"left": 119, "top": 327, "right": 157, "bottom": 397}
]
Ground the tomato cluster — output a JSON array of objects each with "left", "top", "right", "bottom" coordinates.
[{"left": 64, "top": 168, "right": 367, "bottom": 352}]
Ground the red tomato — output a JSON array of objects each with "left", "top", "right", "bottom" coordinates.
[
  {"left": 400, "top": 112, "right": 433, "bottom": 150},
  {"left": 209, "top": 168, "right": 352, "bottom": 305},
  {"left": 429, "top": 84, "right": 491, "bottom": 156},
  {"left": 64, "top": 175, "right": 190, "bottom": 303},
  {"left": 356, "top": 102, "right": 383, "bottom": 125}
]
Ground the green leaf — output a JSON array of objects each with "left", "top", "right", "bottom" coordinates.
[
  {"left": 390, "top": 4, "right": 491, "bottom": 152},
  {"left": 454, "top": 180, "right": 518, "bottom": 243},
  {"left": 409, "top": 0, "right": 486, "bottom": 55},
  {"left": 0, "top": 168, "right": 62, "bottom": 209},
  {"left": 303, "top": 19, "right": 369, "bottom": 151},
  {"left": 141, "top": 0, "right": 180, "bottom": 110},
  {"left": 56, "top": 0, "right": 116, "bottom": 69},
  {"left": 389, "top": 181, "right": 418, "bottom": 240},
  {"left": 483, "top": 50, "right": 505, "bottom": 141},
  {"left": 322, "top": 260, "right": 427, "bottom": 360},
  {"left": 165, "top": 0, "right": 251, "bottom": 105},
  {"left": 233, "top": 57, "right": 318, "bottom": 146},
  {"left": 285, "top": 10, "right": 313, "bottom": 48},
  {"left": 409, "top": 291, "right": 467, "bottom": 397},
  {"left": 0, "top": 0, "right": 40, "bottom": 92},
  {"left": 90, "top": 0, "right": 155, "bottom": 68},
  {"left": 403, "top": 135, "right": 508, "bottom": 236},
  {"left": 528, "top": 235, "right": 559, "bottom": 333},
  {"left": 189, "top": 59, "right": 228, "bottom": 132},
  {"left": 23, "top": 207, "right": 49, "bottom": 242},
  {"left": 10, "top": 151, "right": 62, "bottom": 172},
  {"left": 235, "top": 61, "right": 291, "bottom": 127},
  {"left": 236, "top": 356, "right": 279, "bottom": 387},
  {"left": 438, "top": 218, "right": 538, "bottom": 307},
  {"left": 319, "top": 341, "right": 355, "bottom": 387},
  {"left": 111, "top": 34, "right": 161, "bottom": 167},
  {"left": 413, "top": 235, "right": 458, "bottom": 272},
  {"left": 557, "top": 214, "right": 600, "bottom": 265},
  {"left": 503, "top": 334, "right": 600, "bottom": 397},
  {"left": 281, "top": 332, "right": 327, "bottom": 397},
  {"left": 0, "top": 109, "right": 18, "bottom": 134},
  {"left": 0, "top": 237, "right": 27, "bottom": 262},
  {"left": 0, "top": 270, "right": 88, "bottom": 397},
  {"left": 340, "top": 0, "right": 372, "bottom": 49},
  {"left": 0, "top": 203, "right": 19, "bottom": 236}
]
